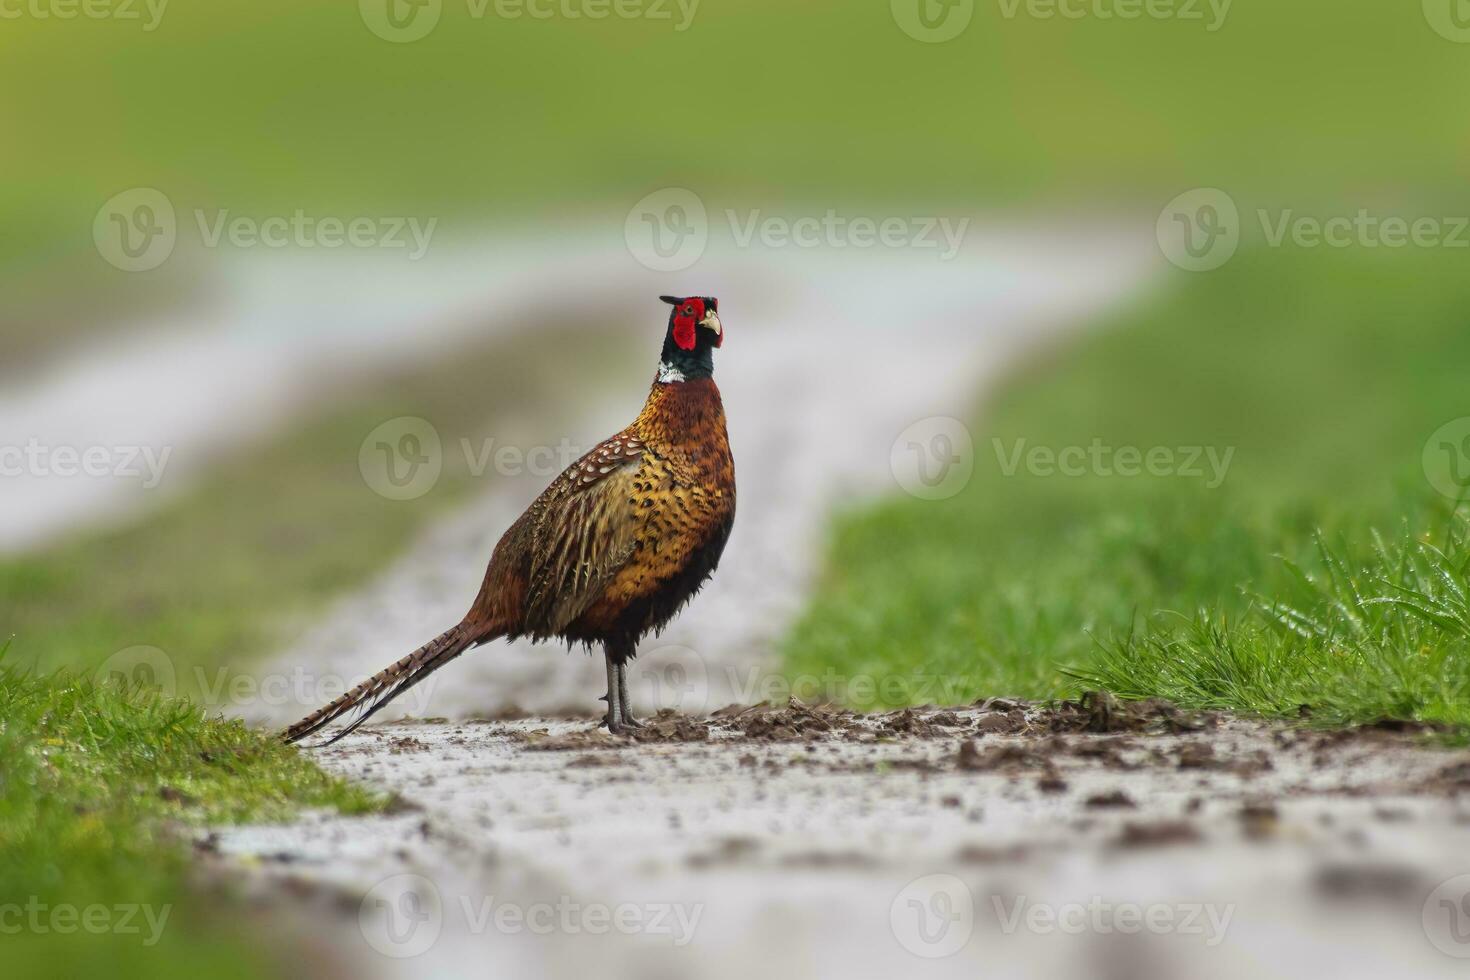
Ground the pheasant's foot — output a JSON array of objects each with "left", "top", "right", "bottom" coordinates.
[
  {"left": 602, "top": 653, "right": 631, "bottom": 735},
  {"left": 615, "top": 661, "right": 643, "bottom": 729}
]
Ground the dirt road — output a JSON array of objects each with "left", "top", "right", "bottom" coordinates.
[{"left": 216, "top": 700, "right": 1470, "bottom": 979}]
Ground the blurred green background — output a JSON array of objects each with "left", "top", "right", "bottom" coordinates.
[{"left": 3, "top": 0, "right": 1466, "bottom": 279}]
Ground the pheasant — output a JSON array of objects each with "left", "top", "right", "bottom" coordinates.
[{"left": 284, "top": 295, "right": 734, "bottom": 742}]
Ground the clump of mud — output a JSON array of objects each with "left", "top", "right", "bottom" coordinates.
[
  {"left": 956, "top": 740, "right": 1049, "bottom": 772},
  {"left": 516, "top": 729, "right": 623, "bottom": 751},
  {"left": 1039, "top": 691, "right": 1217, "bottom": 735},
  {"left": 1085, "top": 789, "right": 1137, "bottom": 809},
  {"left": 1113, "top": 820, "right": 1204, "bottom": 849},
  {"left": 704, "top": 699, "right": 858, "bottom": 740},
  {"left": 1420, "top": 759, "right": 1470, "bottom": 796},
  {"left": 632, "top": 710, "right": 712, "bottom": 743}
]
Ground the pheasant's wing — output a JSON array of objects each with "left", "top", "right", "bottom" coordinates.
[{"left": 523, "top": 432, "right": 648, "bottom": 634}]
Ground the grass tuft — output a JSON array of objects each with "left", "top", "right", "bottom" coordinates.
[
  {"left": 0, "top": 648, "right": 378, "bottom": 977},
  {"left": 1075, "top": 520, "right": 1470, "bottom": 727}
]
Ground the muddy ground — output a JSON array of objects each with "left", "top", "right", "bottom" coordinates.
[{"left": 213, "top": 697, "right": 1470, "bottom": 980}]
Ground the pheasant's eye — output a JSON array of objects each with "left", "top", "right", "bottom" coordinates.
[{"left": 682, "top": 305, "right": 693, "bottom": 315}]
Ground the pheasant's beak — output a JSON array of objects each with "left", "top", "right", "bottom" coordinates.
[{"left": 699, "top": 309, "right": 722, "bottom": 339}]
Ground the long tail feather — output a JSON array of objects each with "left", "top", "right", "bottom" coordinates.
[{"left": 281, "top": 622, "right": 477, "bottom": 745}]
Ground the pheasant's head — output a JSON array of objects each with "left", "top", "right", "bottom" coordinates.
[{"left": 656, "top": 295, "right": 722, "bottom": 382}]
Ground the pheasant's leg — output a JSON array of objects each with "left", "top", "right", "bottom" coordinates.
[
  {"left": 603, "top": 649, "right": 626, "bottom": 735},
  {"left": 616, "top": 661, "right": 643, "bottom": 729}
]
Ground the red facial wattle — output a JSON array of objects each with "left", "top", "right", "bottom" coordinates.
[{"left": 672, "top": 298, "right": 704, "bottom": 351}]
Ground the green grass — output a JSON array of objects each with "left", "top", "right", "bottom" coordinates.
[
  {"left": 1077, "top": 524, "right": 1470, "bottom": 726},
  {"left": 2, "top": 0, "right": 1466, "bottom": 274},
  {"left": 782, "top": 242, "right": 1470, "bottom": 727},
  {"left": 0, "top": 649, "right": 379, "bottom": 977}
]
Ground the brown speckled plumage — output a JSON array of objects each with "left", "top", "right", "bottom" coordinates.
[
  {"left": 284, "top": 297, "right": 733, "bottom": 743},
  {"left": 470, "top": 375, "right": 735, "bottom": 646}
]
